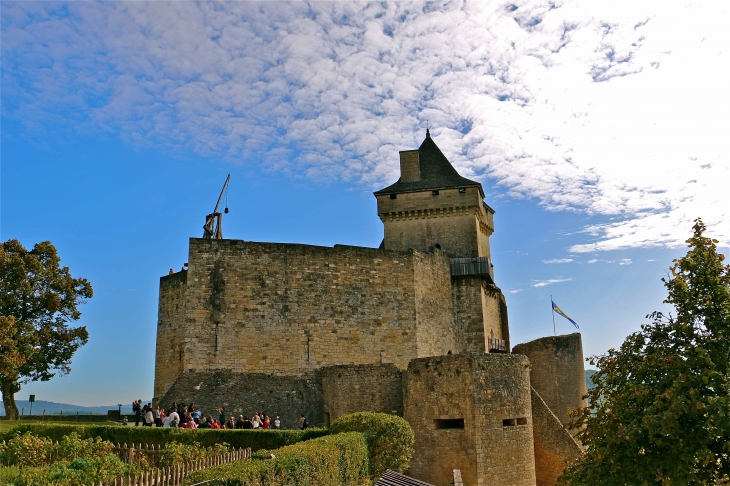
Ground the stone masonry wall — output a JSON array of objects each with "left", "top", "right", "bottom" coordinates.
[
  {"left": 452, "top": 278, "right": 488, "bottom": 354},
  {"left": 160, "top": 370, "right": 324, "bottom": 429},
  {"left": 512, "top": 333, "right": 588, "bottom": 425},
  {"left": 376, "top": 187, "right": 493, "bottom": 259},
  {"left": 531, "top": 387, "right": 583, "bottom": 486},
  {"left": 483, "top": 284, "right": 510, "bottom": 349},
  {"left": 404, "top": 355, "right": 477, "bottom": 486},
  {"left": 154, "top": 271, "right": 188, "bottom": 399},
  {"left": 404, "top": 354, "right": 535, "bottom": 486},
  {"left": 414, "top": 251, "right": 458, "bottom": 357},
  {"left": 472, "top": 354, "right": 536, "bottom": 486},
  {"left": 320, "top": 364, "right": 403, "bottom": 425},
  {"left": 180, "top": 239, "right": 460, "bottom": 378}
]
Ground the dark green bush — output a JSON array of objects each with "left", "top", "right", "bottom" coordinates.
[
  {"left": 329, "top": 412, "right": 414, "bottom": 479},
  {"left": 184, "top": 432, "right": 368, "bottom": 486},
  {"left": 0, "top": 424, "right": 327, "bottom": 452}
]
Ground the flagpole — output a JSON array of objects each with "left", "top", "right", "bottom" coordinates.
[{"left": 551, "top": 294, "right": 556, "bottom": 336}]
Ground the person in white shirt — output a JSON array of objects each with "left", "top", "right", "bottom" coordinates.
[
  {"left": 168, "top": 410, "right": 180, "bottom": 428},
  {"left": 274, "top": 416, "right": 281, "bottom": 429},
  {"left": 144, "top": 408, "right": 154, "bottom": 427},
  {"left": 252, "top": 413, "right": 261, "bottom": 429}
]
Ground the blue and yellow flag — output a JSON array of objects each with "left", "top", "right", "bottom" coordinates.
[{"left": 552, "top": 300, "right": 579, "bottom": 330}]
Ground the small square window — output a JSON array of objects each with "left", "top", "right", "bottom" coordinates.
[
  {"left": 517, "top": 417, "right": 527, "bottom": 426},
  {"left": 502, "top": 418, "right": 516, "bottom": 427},
  {"left": 432, "top": 190, "right": 439, "bottom": 196},
  {"left": 390, "top": 194, "right": 397, "bottom": 200},
  {"left": 459, "top": 188, "right": 466, "bottom": 193}
]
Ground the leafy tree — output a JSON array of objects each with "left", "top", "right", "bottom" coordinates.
[
  {"left": 0, "top": 240, "right": 92, "bottom": 420},
  {"left": 560, "top": 219, "right": 730, "bottom": 485}
]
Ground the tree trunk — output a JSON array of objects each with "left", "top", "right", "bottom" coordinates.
[{"left": 1, "top": 381, "right": 20, "bottom": 420}]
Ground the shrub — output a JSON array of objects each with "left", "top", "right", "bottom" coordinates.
[
  {"left": 329, "top": 412, "right": 414, "bottom": 479},
  {"left": 0, "top": 432, "right": 55, "bottom": 468},
  {"left": 184, "top": 432, "right": 368, "bottom": 486},
  {"left": 0, "top": 432, "right": 115, "bottom": 468},
  {"left": 157, "top": 441, "right": 229, "bottom": 467},
  {"left": 0, "top": 425, "right": 327, "bottom": 452},
  {"left": 13, "top": 455, "right": 126, "bottom": 486}
]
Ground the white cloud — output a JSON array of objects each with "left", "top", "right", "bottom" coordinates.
[
  {"left": 587, "top": 259, "right": 598, "bottom": 264},
  {"left": 543, "top": 258, "right": 574, "bottom": 264},
  {"left": 2, "top": 1, "right": 728, "bottom": 251},
  {"left": 507, "top": 289, "right": 524, "bottom": 294},
  {"left": 531, "top": 278, "right": 572, "bottom": 288}
]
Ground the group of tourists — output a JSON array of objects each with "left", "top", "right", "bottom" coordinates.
[{"left": 130, "top": 400, "right": 305, "bottom": 429}]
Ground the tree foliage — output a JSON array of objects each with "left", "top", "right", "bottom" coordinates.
[
  {"left": 560, "top": 219, "right": 730, "bottom": 485},
  {"left": 0, "top": 240, "right": 92, "bottom": 420}
]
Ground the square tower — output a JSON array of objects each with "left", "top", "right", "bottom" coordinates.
[{"left": 374, "top": 130, "right": 495, "bottom": 260}]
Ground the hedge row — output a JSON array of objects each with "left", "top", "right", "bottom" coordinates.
[
  {"left": 0, "top": 424, "right": 327, "bottom": 452},
  {"left": 184, "top": 432, "right": 368, "bottom": 486},
  {"left": 329, "top": 412, "right": 414, "bottom": 479}
]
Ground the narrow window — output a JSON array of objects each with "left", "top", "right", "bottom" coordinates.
[
  {"left": 434, "top": 418, "right": 464, "bottom": 429},
  {"left": 390, "top": 194, "right": 397, "bottom": 199},
  {"left": 459, "top": 188, "right": 466, "bottom": 193},
  {"left": 432, "top": 190, "right": 439, "bottom": 196},
  {"left": 517, "top": 417, "right": 527, "bottom": 426},
  {"left": 502, "top": 418, "right": 516, "bottom": 427}
]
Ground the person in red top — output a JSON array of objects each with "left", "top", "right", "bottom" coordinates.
[
  {"left": 211, "top": 420, "right": 221, "bottom": 429},
  {"left": 262, "top": 416, "right": 270, "bottom": 429}
]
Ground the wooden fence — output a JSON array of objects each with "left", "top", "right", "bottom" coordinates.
[{"left": 84, "top": 447, "right": 251, "bottom": 486}]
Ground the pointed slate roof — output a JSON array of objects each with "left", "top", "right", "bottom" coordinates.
[{"left": 374, "top": 130, "right": 483, "bottom": 196}]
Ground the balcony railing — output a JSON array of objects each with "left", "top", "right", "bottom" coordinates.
[
  {"left": 488, "top": 337, "right": 507, "bottom": 353},
  {"left": 450, "top": 257, "right": 494, "bottom": 283}
]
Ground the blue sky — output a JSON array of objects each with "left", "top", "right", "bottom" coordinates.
[{"left": 1, "top": 1, "right": 728, "bottom": 406}]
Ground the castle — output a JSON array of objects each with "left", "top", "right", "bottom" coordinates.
[{"left": 154, "top": 131, "right": 586, "bottom": 486}]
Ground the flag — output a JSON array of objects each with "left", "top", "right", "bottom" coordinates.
[{"left": 552, "top": 300, "right": 579, "bottom": 330}]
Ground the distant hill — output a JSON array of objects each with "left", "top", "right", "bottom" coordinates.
[
  {"left": 586, "top": 369, "right": 597, "bottom": 389},
  {"left": 1, "top": 400, "right": 145, "bottom": 416}
]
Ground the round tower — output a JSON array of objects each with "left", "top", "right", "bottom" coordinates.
[{"left": 512, "top": 333, "right": 588, "bottom": 425}]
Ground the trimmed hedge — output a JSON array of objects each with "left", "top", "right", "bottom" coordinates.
[
  {"left": 0, "top": 424, "right": 327, "bottom": 452},
  {"left": 329, "top": 412, "right": 414, "bottom": 479},
  {"left": 184, "top": 432, "right": 368, "bottom": 486}
]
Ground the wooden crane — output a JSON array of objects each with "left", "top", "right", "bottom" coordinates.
[{"left": 203, "top": 174, "right": 230, "bottom": 239}]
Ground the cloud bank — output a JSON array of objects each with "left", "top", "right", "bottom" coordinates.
[{"left": 2, "top": 1, "right": 727, "bottom": 251}]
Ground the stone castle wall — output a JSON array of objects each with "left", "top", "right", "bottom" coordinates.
[
  {"left": 404, "top": 354, "right": 536, "bottom": 486},
  {"left": 155, "top": 238, "right": 465, "bottom": 398},
  {"left": 321, "top": 363, "right": 403, "bottom": 425},
  {"left": 413, "top": 251, "right": 458, "bottom": 356},
  {"left": 376, "top": 187, "right": 492, "bottom": 258},
  {"left": 530, "top": 387, "right": 583, "bottom": 486},
  {"left": 154, "top": 271, "right": 188, "bottom": 399},
  {"left": 512, "top": 333, "right": 588, "bottom": 425},
  {"left": 160, "top": 369, "right": 325, "bottom": 429},
  {"left": 472, "top": 354, "right": 536, "bottom": 486}
]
